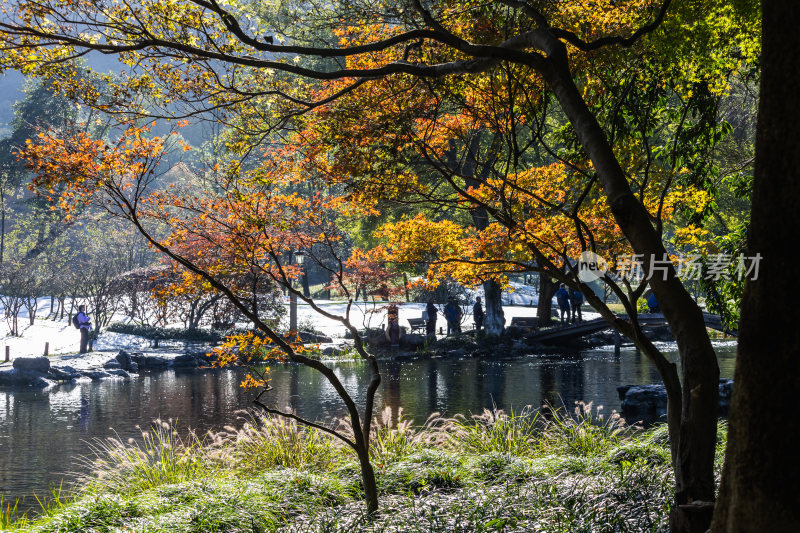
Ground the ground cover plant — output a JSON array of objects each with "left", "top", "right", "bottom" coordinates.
[{"left": 0, "top": 405, "right": 728, "bottom": 532}]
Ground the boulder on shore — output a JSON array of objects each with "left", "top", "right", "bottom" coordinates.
[
  {"left": 13, "top": 356, "right": 51, "bottom": 373},
  {"left": 400, "top": 333, "right": 426, "bottom": 350},
  {"left": 297, "top": 330, "right": 334, "bottom": 344},
  {"left": 0, "top": 368, "right": 54, "bottom": 388}
]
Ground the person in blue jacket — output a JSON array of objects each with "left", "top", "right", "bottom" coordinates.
[
  {"left": 569, "top": 288, "right": 584, "bottom": 323},
  {"left": 647, "top": 291, "right": 660, "bottom": 313},
  {"left": 555, "top": 284, "right": 571, "bottom": 324},
  {"left": 443, "top": 297, "right": 462, "bottom": 335}
]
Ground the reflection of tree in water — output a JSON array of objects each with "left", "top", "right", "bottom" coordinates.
[
  {"left": 427, "top": 361, "right": 438, "bottom": 414},
  {"left": 540, "top": 363, "right": 558, "bottom": 409},
  {"left": 479, "top": 360, "right": 505, "bottom": 410},
  {"left": 288, "top": 364, "right": 300, "bottom": 411},
  {"left": 539, "top": 356, "right": 585, "bottom": 416},
  {"left": 382, "top": 363, "right": 402, "bottom": 425},
  {"left": 79, "top": 393, "right": 90, "bottom": 432}
]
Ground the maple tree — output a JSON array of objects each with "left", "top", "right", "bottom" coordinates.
[
  {"left": 20, "top": 122, "right": 394, "bottom": 513},
  {"left": 1, "top": 0, "right": 762, "bottom": 528}
]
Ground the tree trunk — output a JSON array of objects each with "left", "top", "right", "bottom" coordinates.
[
  {"left": 538, "top": 39, "right": 719, "bottom": 533},
  {"left": 712, "top": 3, "right": 800, "bottom": 530},
  {"left": 483, "top": 279, "right": 505, "bottom": 336},
  {"left": 356, "top": 446, "right": 379, "bottom": 514},
  {"left": 537, "top": 275, "right": 558, "bottom": 327}
]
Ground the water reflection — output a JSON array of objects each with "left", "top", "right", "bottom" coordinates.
[{"left": 0, "top": 342, "right": 737, "bottom": 511}]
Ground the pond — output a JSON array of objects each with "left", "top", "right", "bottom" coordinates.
[{"left": 0, "top": 341, "right": 737, "bottom": 512}]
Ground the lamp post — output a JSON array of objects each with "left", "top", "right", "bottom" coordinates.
[{"left": 289, "top": 251, "right": 304, "bottom": 333}]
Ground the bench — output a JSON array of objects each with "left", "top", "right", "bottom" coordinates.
[
  {"left": 407, "top": 318, "right": 427, "bottom": 334},
  {"left": 510, "top": 317, "right": 539, "bottom": 329}
]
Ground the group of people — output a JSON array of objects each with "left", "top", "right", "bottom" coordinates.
[
  {"left": 424, "top": 296, "right": 485, "bottom": 337},
  {"left": 554, "top": 284, "right": 584, "bottom": 324}
]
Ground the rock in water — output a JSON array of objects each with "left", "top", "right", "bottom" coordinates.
[{"left": 617, "top": 379, "right": 734, "bottom": 420}]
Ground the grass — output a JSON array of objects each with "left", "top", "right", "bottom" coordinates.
[
  {"left": 0, "top": 406, "right": 727, "bottom": 532},
  {"left": 76, "top": 419, "right": 215, "bottom": 496}
]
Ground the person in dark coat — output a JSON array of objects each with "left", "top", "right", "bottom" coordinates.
[
  {"left": 443, "top": 297, "right": 462, "bottom": 335},
  {"left": 76, "top": 305, "right": 92, "bottom": 354},
  {"left": 569, "top": 288, "right": 584, "bottom": 323},
  {"left": 473, "top": 296, "right": 485, "bottom": 332},
  {"left": 425, "top": 300, "right": 438, "bottom": 338},
  {"left": 386, "top": 303, "right": 400, "bottom": 346},
  {"left": 555, "top": 284, "right": 571, "bottom": 324}
]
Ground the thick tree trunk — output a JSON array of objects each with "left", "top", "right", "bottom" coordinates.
[
  {"left": 482, "top": 279, "right": 505, "bottom": 336},
  {"left": 712, "top": 3, "right": 800, "bottom": 530},
  {"left": 536, "top": 275, "right": 558, "bottom": 327},
  {"left": 538, "top": 38, "right": 719, "bottom": 533}
]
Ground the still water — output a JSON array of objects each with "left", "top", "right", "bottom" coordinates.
[{"left": 0, "top": 342, "right": 736, "bottom": 510}]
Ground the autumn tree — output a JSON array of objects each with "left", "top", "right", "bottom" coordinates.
[
  {"left": 1, "top": 1, "right": 760, "bottom": 528},
  {"left": 21, "top": 123, "right": 387, "bottom": 513}
]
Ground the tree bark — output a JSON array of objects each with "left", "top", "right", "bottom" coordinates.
[
  {"left": 482, "top": 279, "right": 505, "bottom": 336},
  {"left": 356, "top": 445, "right": 379, "bottom": 514},
  {"left": 712, "top": 2, "right": 800, "bottom": 530},
  {"left": 536, "top": 275, "right": 558, "bottom": 327}
]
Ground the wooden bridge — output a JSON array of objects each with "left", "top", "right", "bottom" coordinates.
[{"left": 525, "top": 312, "right": 736, "bottom": 345}]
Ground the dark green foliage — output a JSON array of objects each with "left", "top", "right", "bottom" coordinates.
[{"left": 105, "top": 323, "right": 240, "bottom": 343}]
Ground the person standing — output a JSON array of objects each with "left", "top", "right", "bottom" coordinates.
[
  {"left": 555, "top": 284, "right": 571, "bottom": 325},
  {"left": 425, "top": 300, "right": 438, "bottom": 339},
  {"left": 75, "top": 305, "right": 92, "bottom": 354},
  {"left": 647, "top": 291, "right": 660, "bottom": 313},
  {"left": 386, "top": 303, "right": 400, "bottom": 348},
  {"left": 443, "top": 297, "right": 462, "bottom": 336},
  {"left": 473, "top": 296, "right": 485, "bottom": 332},
  {"left": 569, "top": 288, "right": 584, "bottom": 323}
]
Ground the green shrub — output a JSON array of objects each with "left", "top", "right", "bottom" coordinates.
[{"left": 105, "top": 323, "right": 228, "bottom": 342}]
